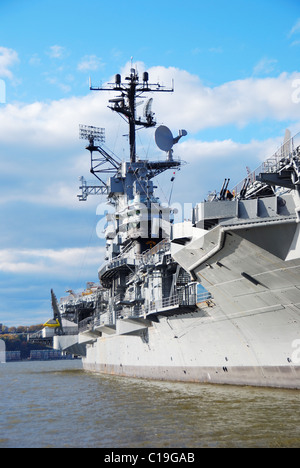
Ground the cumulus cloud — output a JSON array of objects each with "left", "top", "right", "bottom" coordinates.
[
  {"left": 0, "top": 64, "right": 300, "bottom": 209},
  {"left": 253, "top": 57, "right": 278, "bottom": 76},
  {"left": 0, "top": 46, "right": 19, "bottom": 79},
  {"left": 77, "top": 55, "right": 104, "bottom": 72},
  {"left": 289, "top": 18, "right": 300, "bottom": 37},
  {"left": 289, "top": 19, "right": 300, "bottom": 46},
  {"left": 162, "top": 136, "right": 283, "bottom": 205},
  {"left": 47, "top": 45, "right": 66, "bottom": 59},
  {"left": 148, "top": 66, "right": 300, "bottom": 131},
  {"left": 0, "top": 90, "right": 120, "bottom": 208},
  {"left": 179, "top": 137, "right": 276, "bottom": 163},
  {"left": 0, "top": 92, "right": 115, "bottom": 147},
  {"left": 1, "top": 64, "right": 299, "bottom": 147},
  {"left": 0, "top": 246, "right": 105, "bottom": 326},
  {"left": 0, "top": 246, "right": 105, "bottom": 277}
]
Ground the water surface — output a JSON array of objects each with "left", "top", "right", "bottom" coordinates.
[{"left": 0, "top": 360, "right": 299, "bottom": 448}]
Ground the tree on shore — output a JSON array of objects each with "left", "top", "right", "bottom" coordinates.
[{"left": 0, "top": 324, "right": 48, "bottom": 359}]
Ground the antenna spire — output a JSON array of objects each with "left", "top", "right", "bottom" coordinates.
[{"left": 89, "top": 66, "right": 174, "bottom": 163}]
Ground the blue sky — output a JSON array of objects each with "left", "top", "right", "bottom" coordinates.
[{"left": 1, "top": 0, "right": 300, "bottom": 326}]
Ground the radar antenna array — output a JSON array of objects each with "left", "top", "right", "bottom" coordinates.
[
  {"left": 78, "top": 124, "right": 119, "bottom": 201},
  {"left": 79, "top": 125, "right": 105, "bottom": 144}
]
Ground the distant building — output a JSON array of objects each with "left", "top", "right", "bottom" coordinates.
[
  {"left": 30, "top": 350, "right": 73, "bottom": 360},
  {"left": 6, "top": 351, "right": 21, "bottom": 362}
]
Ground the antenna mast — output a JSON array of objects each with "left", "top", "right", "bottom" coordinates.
[
  {"left": 90, "top": 67, "right": 174, "bottom": 163},
  {"left": 78, "top": 66, "right": 186, "bottom": 203}
]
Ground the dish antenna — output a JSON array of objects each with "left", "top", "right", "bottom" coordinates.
[
  {"left": 155, "top": 125, "right": 187, "bottom": 160},
  {"left": 155, "top": 125, "right": 174, "bottom": 152}
]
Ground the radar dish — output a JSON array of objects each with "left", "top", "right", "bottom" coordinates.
[
  {"left": 144, "top": 98, "right": 153, "bottom": 117},
  {"left": 155, "top": 125, "right": 174, "bottom": 152}
]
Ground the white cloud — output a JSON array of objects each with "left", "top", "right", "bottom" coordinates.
[
  {"left": 45, "top": 75, "right": 72, "bottom": 93},
  {"left": 0, "top": 46, "right": 19, "bottom": 79},
  {"left": 253, "top": 57, "right": 278, "bottom": 76},
  {"left": 29, "top": 53, "right": 41, "bottom": 66},
  {"left": 0, "top": 246, "right": 105, "bottom": 277},
  {"left": 0, "top": 63, "right": 300, "bottom": 210},
  {"left": 1, "top": 65, "right": 299, "bottom": 146},
  {"left": 148, "top": 66, "right": 300, "bottom": 131},
  {"left": 289, "top": 18, "right": 300, "bottom": 37},
  {"left": 47, "top": 45, "right": 66, "bottom": 59},
  {"left": 167, "top": 136, "right": 283, "bottom": 205},
  {"left": 291, "top": 40, "right": 300, "bottom": 47},
  {"left": 179, "top": 137, "right": 276, "bottom": 162},
  {"left": 0, "top": 246, "right": 105, "bottom": 326},
  {"left": 77, "top": 55, "right": 104, "bottom": 72},
  {"left": 0, "top": 90, "right": 120, "bottom": 207},
  {"left": 0, "top": 92, "right": 113, "bottom": 147},
  {"left": 209, "top": 46, "right": 223, "bottom": 54}
]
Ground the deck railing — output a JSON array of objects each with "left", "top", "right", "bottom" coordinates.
[{"left": 232, "top": 131, "right": 300, "bottom": 197}]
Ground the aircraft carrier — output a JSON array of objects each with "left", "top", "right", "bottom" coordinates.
[{"left": 41, "top": 65, "right": 300, "bottom": 388}]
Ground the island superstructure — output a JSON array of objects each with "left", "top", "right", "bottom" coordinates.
[{"left": 39, "top": 65, "right": 300, "bottom": 389}]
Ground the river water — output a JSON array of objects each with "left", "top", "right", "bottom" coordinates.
[{"left": 0, "top": 360, "right": 299, "bottom": 448}]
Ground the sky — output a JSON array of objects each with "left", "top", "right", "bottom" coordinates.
[{"left": 1, "top": 0, "right": 300, "bottom": 326}]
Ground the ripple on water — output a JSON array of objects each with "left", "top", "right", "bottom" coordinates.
[{"left": 0, "top": 361, "right": 300, "bottom": 448}]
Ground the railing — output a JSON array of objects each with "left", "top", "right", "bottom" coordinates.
[
  {"left": 99, "top": 239, "right": 171, "bottom": 281},
  {"left": 94, "top": 312, "right": 114, "bottom": 327},
  {"left": 143, "top": 290, "right": 212, "bottom": 316},
  {"left": 232, "top": 131, "right": 300, "bottom": 197},
  {"left": 78, "top": 288, "right": 213, "bottom": 333},
  {"left": 28, "top": 329, "right": 44, "bottom": 340},
  {"left": 137, "top": 239, "right": 171, "bottom": 266},
  {"left": 60, "top": 327, "right": 78, "bottom": 335},
  {"left": 78, "top": 317, "right": 93, "bottom": 332},
  {"left": 79, "top": 311, "right": 115, "bottom": 331},
  {"left": 148, "top": 294, "right": 179, "bottom": 313}
]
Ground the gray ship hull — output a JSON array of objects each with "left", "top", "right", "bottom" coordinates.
[
  {"left": 81, "top": 217, "right": 300, "bottom": 389},
  {"left": 82, "top": 308, "right": 300, "bottom": 388},
  {"left": 83, "top": 363, "right": 300, "bottom": 389}
]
